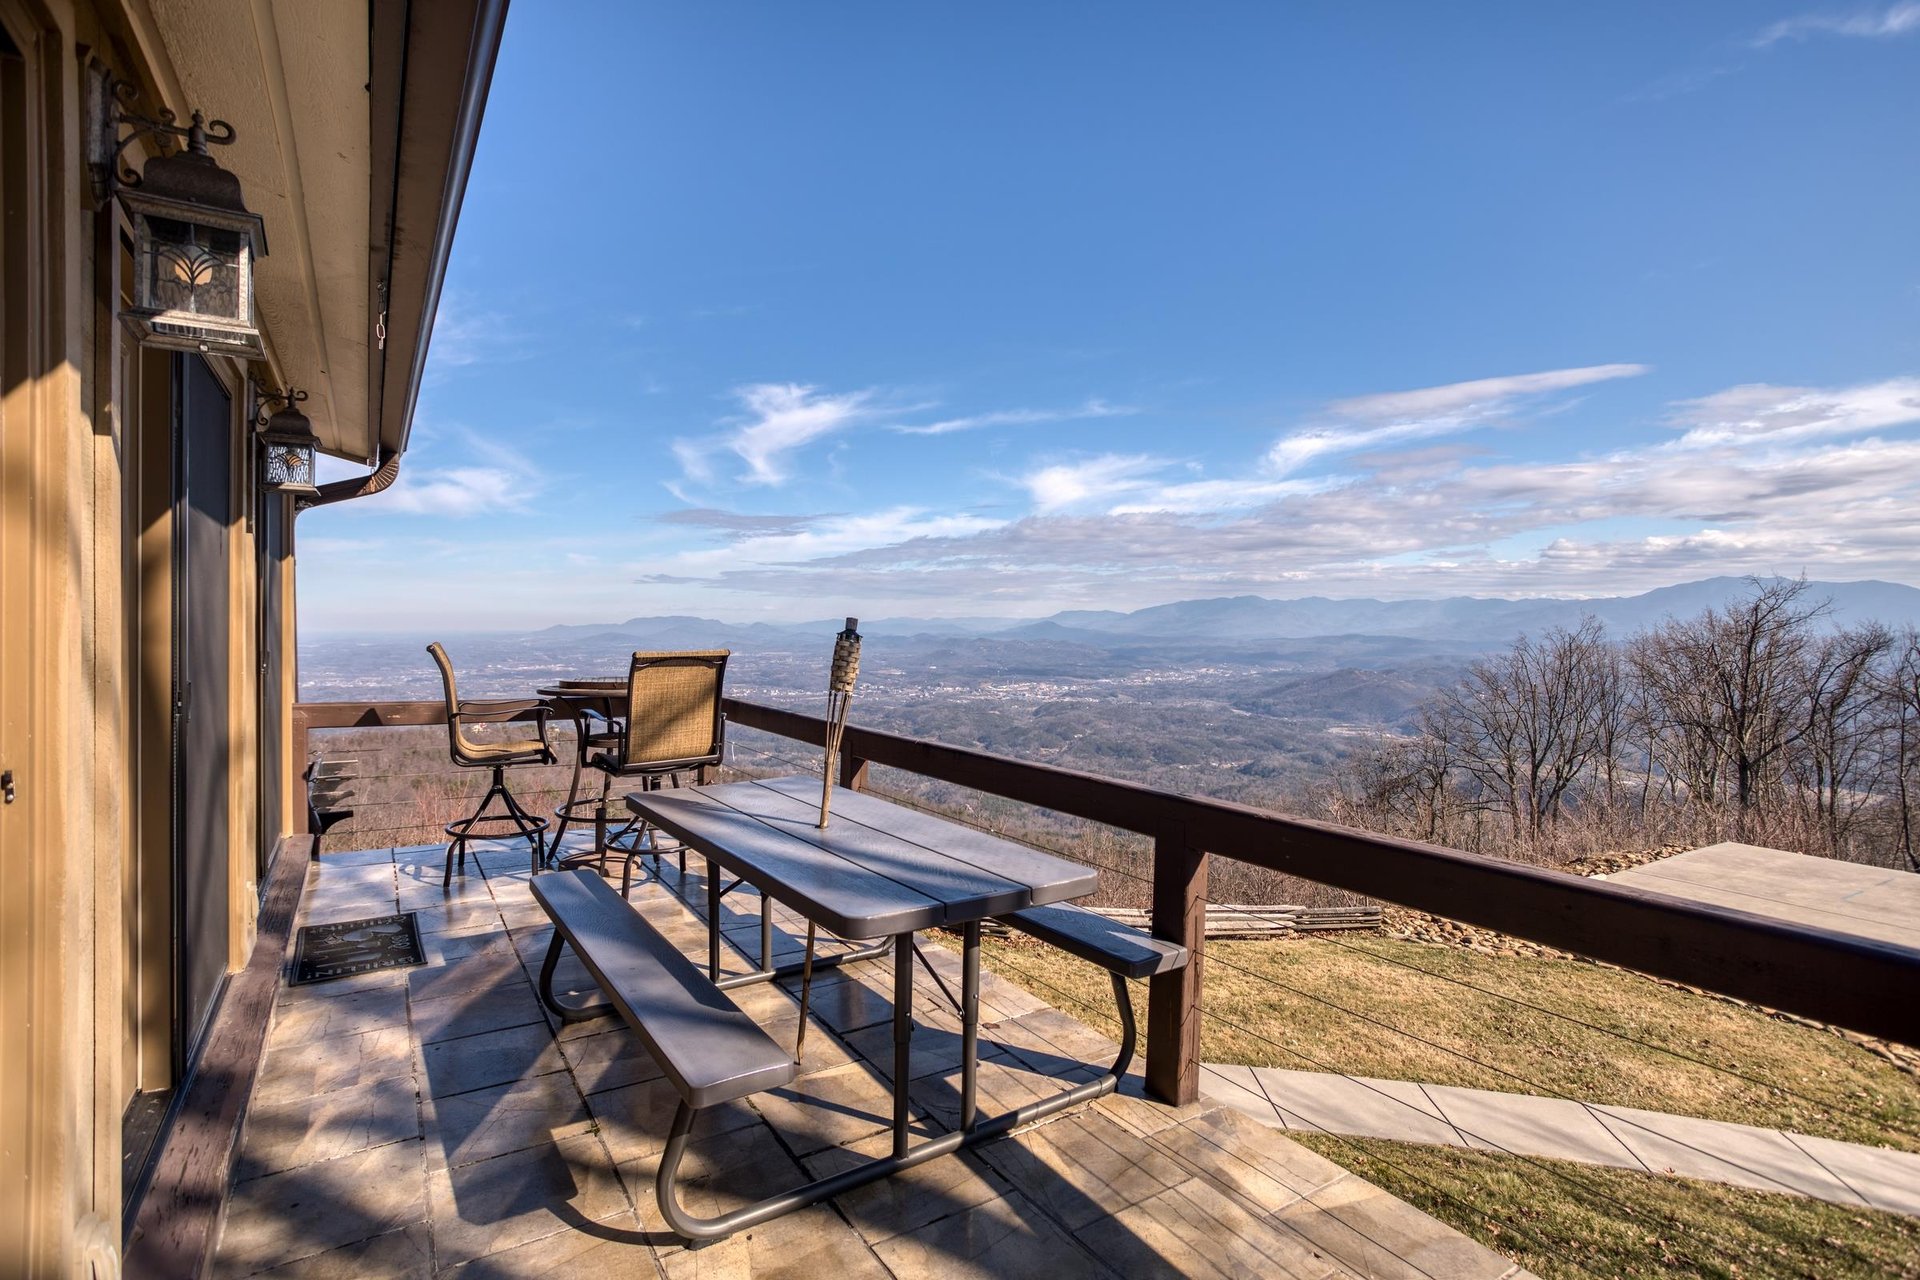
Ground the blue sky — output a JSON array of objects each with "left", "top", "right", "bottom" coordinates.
[{"left": 303, "top": 1, "right": 1920, "bottom": 630}]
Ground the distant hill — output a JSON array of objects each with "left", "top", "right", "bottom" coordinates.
[
  {"left": 1005, "top": 578, "right": 1920, "bottom": 648},
  {"left": 309, "top": 577, "right": 1920, "bottom": 663},
  {"left": 1234, "top": 668, "right": 1446, "bottom": 727}
]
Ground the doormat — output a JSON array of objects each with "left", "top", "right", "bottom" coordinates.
[{"left": 289, "top": 912, "right": 426, "bottom": 986}]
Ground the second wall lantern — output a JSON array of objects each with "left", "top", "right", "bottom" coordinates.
[{"left": 256, "top": 388, "right": 319, "bottom": 497}]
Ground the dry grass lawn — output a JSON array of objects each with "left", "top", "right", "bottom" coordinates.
[
  {"left": 978, "top": 932, "right": 1920, "bottom": 1152},
  {"left": 1287, "top": 1134, "right": 1920, "bottom": 1280}
]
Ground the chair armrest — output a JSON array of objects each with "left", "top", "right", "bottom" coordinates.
[
  {"left": 453, "top": 699, "right": 554, "bottom": 753},
  {"left": 455, "top": 697, "right": 548, "bottom": 718}
]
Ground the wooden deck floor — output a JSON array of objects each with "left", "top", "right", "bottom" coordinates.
[{"left": 211, "top": 840, "right": 1531, "bottom": 1279}]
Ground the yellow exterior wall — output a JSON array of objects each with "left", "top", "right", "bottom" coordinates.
[{"left": 0, "top": 1, "right": 288, "bottom": 1273}]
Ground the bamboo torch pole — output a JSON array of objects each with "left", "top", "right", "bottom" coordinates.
[{"left": 819, "top": 617, "right": 861, "bottom": 828}]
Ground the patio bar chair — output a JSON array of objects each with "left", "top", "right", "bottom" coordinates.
[
  {"left": 428, "top": 641, "right": 556, "bottom": 885},
  {"left": 569, "top": 649, "right": 730, "bottom": 895}
]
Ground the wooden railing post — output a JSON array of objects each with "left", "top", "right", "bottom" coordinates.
[
  {"left": 290, "top": 705, "right": 311, "bottom": 835},
  {"left": 1146, "top": 832, "right": 1208, "bottom": 1105},
  {"left": 839, "top": 753, "right": 869, "bottom": 792}
]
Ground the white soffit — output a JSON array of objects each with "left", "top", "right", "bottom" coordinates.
[{"left": 139, "top": 0, "right": 373, "bottom": 461}]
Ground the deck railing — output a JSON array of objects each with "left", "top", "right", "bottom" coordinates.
[{"left": 293, "top": 695, "right": 1920, "bottom": 1105}]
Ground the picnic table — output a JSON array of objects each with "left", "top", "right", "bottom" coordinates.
[
  {"left": 531, "top": 771, "right": 1182, "bottom": 1241},
  {"left": 630, "top": 773, "right": 1098, "bottom": 1147}
]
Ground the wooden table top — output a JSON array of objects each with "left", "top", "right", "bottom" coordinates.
[
  {"left": 538, "top": 679, "right": 627, "bottom": 696},
  {"left": 628, "top": 774, "right": 1098, "bottom": 939}
]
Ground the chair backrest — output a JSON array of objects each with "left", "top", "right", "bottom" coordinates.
[
  {"left": 619, "top": 650, "right": 730, "bottom": 772},
  {"left": 426, "top": 642, "right": 475, "bottom": 760}
]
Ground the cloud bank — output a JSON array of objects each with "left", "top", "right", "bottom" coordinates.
[{"left": 639, "top": 371, "right": 1920, "bottom": 611}]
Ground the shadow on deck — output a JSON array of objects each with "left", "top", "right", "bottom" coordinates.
[{"left": 211, "top": 837, "right": 1530, "bottom": 1279}]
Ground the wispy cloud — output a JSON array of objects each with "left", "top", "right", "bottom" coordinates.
[
  {"left": 1267, "top": 364, "right": 1650, "bottom": 476},
  {"left": 1020, "top": 454, "right": 1167, "bottom": 513},
  {"left": 371, "top": 431, "right": 545, "bottom": 516},
  {"left": 424, "top": 296, "right": 517, "bottom": 373},
  {"left": 1754, "top": 1, "right": 1920, "bottom": 45},
  {"left": 1668, "top": 377, "right": 1920, "bottom": 447},
  {"left": 633, "top": 507, "right": 1004, "bottom": 582},
  {"left": 675, "top": 383, "right": 883, "bottom": 488},
  {"left": 344, "top": 368, "right": 1920, "bottom": 620},
  {"left": 655, "top": 507, "right": 837, "bottom": 536},
  {"left": 670, "top": 382, "right": 1139, "bottom": 493},
  {"left": 380, "top": 466, "right": 538, "bottom": 515},
  {"left": 1323, "top": 364, "right": 1650, "bottom": 423},
  {"left": 997, "top": 364, "right": 1651, "bottom": 519},
  {"left": 895, "top": 399, "right": 1136, "bottom": 436},
  {"left": 1109, "top": 475, "right": 1336, "bottom": 516}
]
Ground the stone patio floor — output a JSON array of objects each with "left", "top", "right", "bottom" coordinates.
[{"left": 211, "top": 838, "right": 1532, "bottom": 1279}]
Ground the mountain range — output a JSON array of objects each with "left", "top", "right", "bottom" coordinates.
[{"left": 508, "top": 577, "right": 1920, "bottom": 654}]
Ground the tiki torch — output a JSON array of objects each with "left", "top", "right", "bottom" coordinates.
[{"left": 819, "top": 617, "right": 861, "bottom": 828}]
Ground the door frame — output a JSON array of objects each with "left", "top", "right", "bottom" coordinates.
[{"left": 169, "top": 351, "right": 245, "bottom": 1072}]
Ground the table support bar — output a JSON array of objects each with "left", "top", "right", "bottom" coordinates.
[
  {"left": 711, "top": 937, "right": 891, "bottom": 991},
  {"left": 910, "top": 939, "right": 965, "bottom": 1016},
  {"left": 655, "top": 968, "right": 1136, "bottom": 1245}
]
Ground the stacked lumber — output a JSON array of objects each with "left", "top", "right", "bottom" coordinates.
[{"left": 981, "top": 903, "right": 1381, "bottom": 940}]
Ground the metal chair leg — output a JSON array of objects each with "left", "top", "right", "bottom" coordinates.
[{"left": 443, "top": 765, "right": 550, "bottom": 884}]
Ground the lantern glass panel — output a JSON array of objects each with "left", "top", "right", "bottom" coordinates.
[
  {"left": 261, "top": 440, "right": 316, "bottom": 492},
  {"left": 143, "top": 216, "right": 244, "bottom": 322},
  {"left": 123, "top": 199, "right": 263, "bottom": 356}
]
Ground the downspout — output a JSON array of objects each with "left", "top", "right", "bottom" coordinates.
[{"left": 297, "top": 446, "right": 401, "bottom": 512}]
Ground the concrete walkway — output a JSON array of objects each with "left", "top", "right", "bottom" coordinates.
[{"left": 1202, "top": 1063, "right": 1920, "bottom": 1218}]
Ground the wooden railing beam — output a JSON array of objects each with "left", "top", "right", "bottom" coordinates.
[
  {"left": 719, "top": 697, "right": 1920, "bottom": 1047},
  {"left": 289, "top": 697, "right": 1920, "bottom": 1047}
]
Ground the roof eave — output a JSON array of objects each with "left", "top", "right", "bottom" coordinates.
[{"left": 366, "top": 0, "right": 509, "bottom": 464}]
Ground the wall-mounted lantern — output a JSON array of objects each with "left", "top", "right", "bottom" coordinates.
[
  {"left": 256, "top": 389, "right": 319, "bottom": 497},
  {"left": 101, "top": 80, "right": 268, "bottom": 357}
]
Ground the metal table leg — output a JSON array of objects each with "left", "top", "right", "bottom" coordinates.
[
  {"left": 760, "top": 893, "right": 774, "bottom": 973},
  {"left": 549, "top": 697, "right": 590, "bottom": 857},
  {"left": 892, "top": 933, "right": 914, "bottom": 1158},
  {"left": 961, "top": 920, "right": 980, "bottom": 1132},
  {"left": 707, "top": 863, "right": 722, "bottom": 982}
]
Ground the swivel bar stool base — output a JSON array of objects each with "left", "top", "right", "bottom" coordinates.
[{"left": 443, "top": 764, "right": 552, "bottom": 886}]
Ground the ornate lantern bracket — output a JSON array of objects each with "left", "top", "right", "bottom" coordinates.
[{"left": 96, "top": 76, "right": 268, "bottom": 358}]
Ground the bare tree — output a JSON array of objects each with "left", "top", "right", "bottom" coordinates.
[
  {"left": 1427, "top": 618, "right": 1618, "bottom": 843},
  {"left": 1631, "top": 579, "right": 1825, "bottom": 835},
  {"left": 1884, "top": 629, "right": 1920, "bottom": 873},
  {"left": 1788, "top": 623, "right": 1893, "bottom": 856},
  {"left": 1323, "top": 581, "right": 1918, "bottom": 870},
  {"left": 1318, "top": 731, "right": 1459, "bottom": 846}
]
